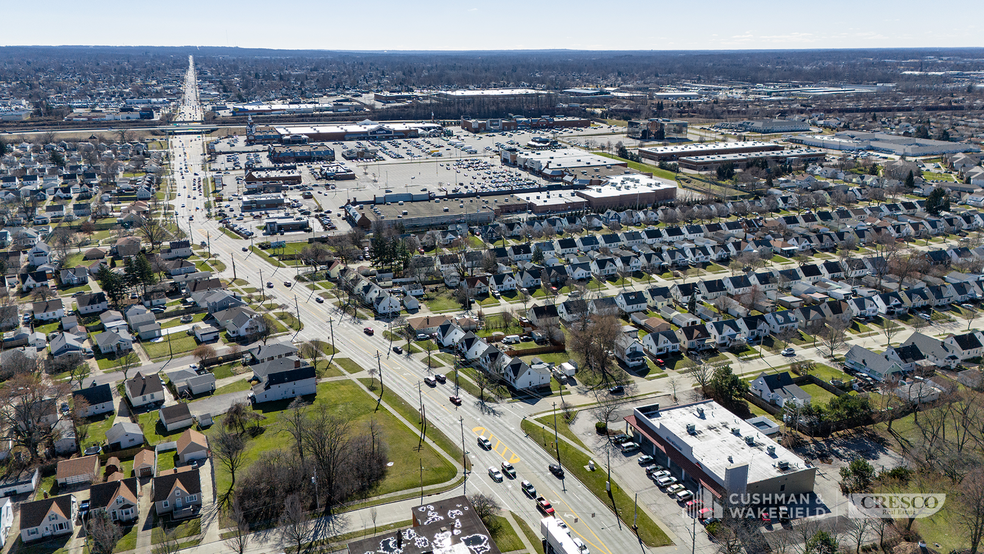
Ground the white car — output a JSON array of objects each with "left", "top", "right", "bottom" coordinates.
[
  {"left": 488, "top": 467, "right": 503, "bottom": 482},
  {"left": 781, "top": 347, "right": 795, "bottom": 356}
]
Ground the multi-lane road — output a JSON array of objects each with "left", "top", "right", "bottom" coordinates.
[{"left": 167, "top": 59, "right": 674, "bottom": 554}]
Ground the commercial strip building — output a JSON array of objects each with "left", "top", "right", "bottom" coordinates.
[
  {"left": 638, "top": 141, "right": 784, "bottom": 163},
  {"left": 240, "top": 194, "right": 287, "bottom": 211},
  {"left": 461, "top": 115, "right": 590, "bottom": 133},
  {"left": 624, "top": 400, "right": 816, "bottom": 500},
  {"left": 257, "top": 121, "right": 443, "bottom": 143},
  {"left": 718, "top": 119, "right": 813, "bottom": 134},
  {"left": 575, "top": 174, "right": 677, "bottom": 209},
  {"left": 347, "top": 495, "right": 501, "bottom": 554},
  {"left": 792, "top": 131, "right": 981, "bottom": 156},
  {"left": 678, "top": 148, "right": 827, "bottom": 171},
  {"left": 501, "top": 148, "right": 626, "bottom": 180},
  {"left": 268, "top": 144, "right": 335, "bottom": 164}
]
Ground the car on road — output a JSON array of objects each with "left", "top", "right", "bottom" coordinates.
[
  {"left": 242, "top": 247, "right": 248, "bottom": 252},
  {"left": 917, "top": 312, "right": 932, "bottom": 321},
  {"left": 488, "top": 467, "right": 503, "bottom": 482},
  {"left": 536, "top": 497, "right": 555, "bottom": 515},
  {"left": 549, "top": 463, "right": 564, "bottom": 478},
  {"left": 315, "top": 297, "right": 324, "bottom": 304},
  {"left": 478, "top": 436, "right": 492, "bottom": 450},
  {"left": 266, "top": 282, "right": 274, "bottom": 288},
  {"left": 782, "top": 347, "right": 795, "bottom": 356},
  {"left": 449, "top": 395, "right": 462, "bottom": 405},
  {"left": 424, "top": 376, "right": 436, "bottom": 386},
  {"left": 363, "top": 327, "right": 374, "bottom": 335},
  {"left": 283, "top": 281, "right": 292, "bottom": 287},
  {"left": 501, "top": 462, "right": 516, "bottom": 479},
  {"left": 638, "top": 454, "right": 654, "bottom": 465},
  {"left": 608, "top": 385, "right": 624, "bottom": 395},
  {"left": 393, "top": 346, "right": 403, "bottom": 354},
  {"left": 521, "top": 480, "right": 537, "bottom": 498},
  {"left": 434, "top": 374, "right": 446, "bottom": 384}
]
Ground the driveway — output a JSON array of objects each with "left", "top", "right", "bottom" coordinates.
[{"left": 188, "top": 391, "right": 250, "bottom": 418}]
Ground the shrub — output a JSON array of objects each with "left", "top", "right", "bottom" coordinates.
[{"left": 595, "top": 421, "right": 607, "bottom": 434}]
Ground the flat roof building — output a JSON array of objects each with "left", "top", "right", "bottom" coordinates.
[
  {"left": 502, "top": 148, "right": 626, "bottom": 179},
  {"left": 723, "top": 119, "right": 812, "bottom": 134},
  {"left": 497, "top": 191, "right": 587, "bottom": 215},
  {"left": 241, "top": 194, "right": 287, "bottom": 211},
  {"left": 639, "top": 141, "right": 784, "bottom": 162},
  {"left": 678, "top": 148, "right": 827, "bottom": 171},
  {"left": 625, "top": 400, "right": 816, "bottom": 499},
  {"left": 793, "top": 131, "right": 981, "bottom": 156},
  {"left": 270, "top": 121, "right": 442, "bottom": 142},
  {"left": 575, "top": 174, "right": 676, "bottom": 209},
  {"left": 269, "top": 144, "right": 335, "bottom": 164},
  {"left": 366, "top": 197, "right": 496, "bottom": 230}
]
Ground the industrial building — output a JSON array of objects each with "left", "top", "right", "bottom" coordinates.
[
  {"left": 347, "top": 495, "right": 500, "bottom": 554},
  {"left": 501, "top": 148, "right": 626, "bottom": 180},
  {"left": 639, "top": 141, "right": 784, "bottom": 163},
  {"left": 437, "top": 88, "right": 543, "bottom": 100},
  {"left": 244, "top": 169, "right": 302, "bottom": 185},
  {"left": 624, "top": 400, "right": 816, "bottom": 500},
  {"left": 360, "top": 196, "right": 497, "bottom": 229},
  {"left": 575, "top": 174, "right": 677, "bottom": 209},
  {"left": 793, "top": 131, "right": 981, "bottom": 156},
  {"left": 263, "top": 121, "right": 443, "bottom": 143},
  {"left": 723, "top": 119, "right": 812, "bottom": 133},
  {"left": 461, "top": 115, "right": 590, "bottom": 133},
  {"left": 460, "top": 117, "right": 519, "bottom": 133},
  {"left": 497, "top": 190, "right": 587, "bottom": 215},
  {"left": 627, "top": 118, "right": 689, "bottom": 141},
  {"left": 268, "top": 144, "right": 335, "bottom": 164},
  {"left": 678, "top": 148, "right": 827, "bottom": 171}
]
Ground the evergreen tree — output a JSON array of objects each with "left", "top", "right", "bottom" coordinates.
[
  {"left": 532, "top": 246, "right": 544, "bottom": 265},
  {"left": 687, "top": 292, "right": 697, "bottom": 314},
  {"left": 904, "top": 170, "right": 915, "bottom": 188},
  {"left": 926, "top": 187, "right": 950, "bottom": 216},
  {"left": 96, "top": 266, "right": 127, "bottom": 308}
]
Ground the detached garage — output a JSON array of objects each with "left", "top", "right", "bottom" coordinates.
[{"left": 55, "top": 456, "right": 100, "bottom": 487}]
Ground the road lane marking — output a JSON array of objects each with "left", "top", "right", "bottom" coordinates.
[
  {"left": 472, "top": 427, "right": 521, "bottom": 464},
  {"left": 547, "top": 487, "right": 615, "bottom": 554}
]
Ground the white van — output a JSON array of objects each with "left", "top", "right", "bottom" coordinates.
[{"left": 502, "top": 335, "right": 521, "bottom": 345}]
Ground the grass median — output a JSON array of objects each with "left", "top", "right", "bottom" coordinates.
[{"left": 521, "top": 420, "right": 672, "bottom": 548}]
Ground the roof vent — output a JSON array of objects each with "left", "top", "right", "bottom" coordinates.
[
  {"left": 686, "top": 423, "right": 697, "bottom": 435},
  {"left": 744, "top": 435, "right": 755, "bottom": 446},
  {"left": 767, "top": 445, "right": 776, "bottom": 456},
  {"left": 732, "top": 427, "right": 741, "bottom": 436}
]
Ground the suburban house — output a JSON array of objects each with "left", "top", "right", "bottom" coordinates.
[
  {"left": 614, "top": 334, "right": 646, "bottom": 368},
  {"left": 176, "top": 429, "right": 210, "bottom": 465},
  {"left": 159, "top": 404, "right": 195, "bottom": 433},
  {"left": 749, "top": 372, "right": 811, "bottom": 408},
  {"left": 134, "top": 450, "right": 156, "bottom": 477},
  {"left": 678, "top": 325, "right": 712, "bottom": 351},
  {"left": 944, "top": 332, "right": 984, "bottom": 360},
  {"left": 88, "top": 478, "right": 139, "bottom": 523},
  {"left": 19, "top": 495, "right": 77, "bottom": 543},
  {"left": 125, "top": 372, "right": 165, "bottom": 408},
  {"left": 499, "top": 357, "right": 551, "bottom": 390},
  {"left": 901, "top": 332, "right": 961, "bottom": 369},
  {"left": 59, "top": 267, "right": 88, "bottom": 287},
  {"left": 845, "top": 345, "right": 904, "bottom": 381},
  {"left": 106, "top": 421, "right": 145, "bottom": 450},
  {"left": 249, "top": 357, "right": 317, "bottom": 404},
  {"left": 528, "top": 304, "right": 559, "bottom": 328},
  {"left": 152, "top": 466, "right": 202, "bottom": 518},
  {"left": 641, "top": 330, "right": 681, "bottom": 356},
  {"left": 166, "top": 368, "right": 216, "bottom": 397},
  {"left": 0, "top": 469, "right": 39, "bottom": 498},
  {"left": 76, "top": 292, "right": 109, "bottom": 315},
  {"left": 615, "top": 291, "right": 649, "bottom": 314},
  {"left": 32, "top": 299, "right": 64, "bottom": 321},
  {"left": 212, "top": 306, "right": 265, "bottom": 339},
  {"left": 55, "top": 455, "right": 99, "bottom": 487},
  {"left": 94, "top": 329, "right": 134, "bottom": 356},
  {"left": 72, "top": 382, "right": 114, "bottom": 417}
]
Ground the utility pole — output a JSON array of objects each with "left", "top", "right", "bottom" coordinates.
[
  {"left": 552, "top": 402, "right": 561, "bottom": 465},
  {"left": 326, "top": 317, "right": 336, "bottom": 366},
  {"left": 294, "top": 295, "right": 301, "bottom": 339},
  {"left": 460, "top": 416, "right": 467, "bottom": 495},
  {"left": 231, "top": 255, "right": 237, "bottom": 281},
  {"left": 377, "top": 351, "right": 384, "bottom": 398},
  {"left": 259, "top": 269, "right": 265, "bottom": 302},
  {"left": 206, "top": 231, "right": 211, "bottom": 258}
]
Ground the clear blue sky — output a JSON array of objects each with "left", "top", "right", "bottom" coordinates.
[{"left": 4, "top": 0, "right": 981, "bottom": 50}]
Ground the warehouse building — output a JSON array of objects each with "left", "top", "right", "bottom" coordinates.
[
  {"left": 244, "top": 169, "right": 301, "bottom": 185},
  {"left": 496, "top": 191, "right": 587, "bottom": 215},
  {"left": 269, "top": 144, "right": 335, "bottom": 164},
  {"left": 501, "top": 148, "right": 626, "bottom": 179},
  {"left": 269, "top": 121, "right": 442, "bottom": 142},
  {"left": 793, "top": 131, "right": 980, "bottom": 156},
  {"left": 575, "top": 174, "right": 676, "bottom": 209},
  {"left": 639, "top": 141, "right": 783, "bottom": 163},
  {"left": 725, "top": 119, "right": 812, "bottom": 133},
  {"left": 627, "top": 118, "right": 689, "bottom": 141},
  {"left": 363, "top": 197, "right": 496, "bottom": 229},
  {"left": 624, "top": 400, "right": 816, "bottom": 500},
  {"left": 678, "top": 148, "right": 827, "bottom": 170}
]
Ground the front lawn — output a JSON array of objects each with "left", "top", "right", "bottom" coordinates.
[
  {"left": 142, "top": 333, "right": 202, "bottom": 360},
  {"left": 213, "top": 380, "right": 251, "bottom": 395},
  {"left": 137, "top": 411, "right": 189, "bottom": 445}
]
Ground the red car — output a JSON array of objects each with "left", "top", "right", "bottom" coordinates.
[
  {"left": 656, "top": 358, "right": 666, "bottom": 366},
  {"left": 536, "top": 497, "right": 555, "bottom": 515},
  {"left": 363, "top": 327, "right": 374, "bottom": 336},
  {"left": 449, "top": 395, "right": 462, "bottom": 406}
]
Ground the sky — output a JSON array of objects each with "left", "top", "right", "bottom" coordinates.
[{"left": 3, "top": 0, "right": 981, "bottom": 51}]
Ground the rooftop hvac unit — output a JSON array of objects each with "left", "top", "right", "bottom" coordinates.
[
  {"left": 732, "top": 427, "right": 741, "bottom": 436},
  {"left": 744, "top": 435, "right": 755, "bottom": 445},
  {"left": 686, "top": 424, "right": 697, "bottom": 435},
  {"left": 767, "top": 446, "right": 776, "bottom": 456},
  {"left": 696, "top": 407, "right": 705, "bottom": 418},
  {"left": 778, "top": 461, "right": 790, "bottom": 470}
]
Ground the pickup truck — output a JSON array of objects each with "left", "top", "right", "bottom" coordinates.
[{"left": 536, "top": 496, "right": 555, "bottom": 516}]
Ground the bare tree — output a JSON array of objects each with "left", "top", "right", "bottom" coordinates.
[
  {"left": 88, "top": 510, "right": 122, "bottom": 554},
  {"left": 30, "top": 286, "right": 54, "bottom": 302},
  {"left": 278, "top": 493, "right": 311, "bottom": 554},
  {"left": 469, "top": 493, "right": 502, "bottom": 534},
  {"left": 690, "top": 362, "right": 712, "bottom": 400},
  {"left": 844, "top": 516, "right": 872, "bottom": 554},
  {"left": 0, "top": 374, "right": 70, "bottom": 462},
  {"left": 193, "top": 344, "right": 216, "bottom": 368},
  {"left": 959, "top": 468, "right": 984, "bottom": 554},
  {"left": 300, "top": 340, "right": 327, "bottom": 375},
  {"left": 115, "top": 350, "right": 140, "bottom": 380},
  {"left": 224, "top": 401, "right": 262, "bottom": 436},
  {"left": 881, "top": 318, "right": 901, "bottom": 347},
  {"left": 153, "top": 529, "right": 180, "bottom": 554},
  {"left": 214, "top": 428, "right": 248, "bottom": 496},
  {"left": 819, "top": 315, "right": 851, "bottom": 358},
  {"left": 279, "top": 397, "right": 309, "bottom": 462},
  {"left": 227, "top": 498, "right": 254, "bottom": 554}
]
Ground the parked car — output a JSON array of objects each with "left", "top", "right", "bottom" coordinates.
[
  {"left": 666, "top": 483, "right": 685, "bottom": 495},
  {"left": 675, "top": 490, "right": 694, "bottom": 502},
  {"left": 609, "top": 385, "right": 624, "bottom": 395},
  {"left": 619, "top": 442, "right": 639, "bottom": 453},
  {"left": 656, "top": 475, "right": 678, "bottom": 487},
  {"left": 612, "top": 433, "right": 630, "bottom": 444},
  {"left": 638, "top": 454, "right": 654, "bottom": 465}
]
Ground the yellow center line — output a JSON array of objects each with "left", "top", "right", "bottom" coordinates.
[{"left": 546, "top": 486, "right": 615, "bottom": 554}]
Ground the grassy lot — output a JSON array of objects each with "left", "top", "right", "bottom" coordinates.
[
  {"left": 210, "top": 362, "right": 241, "bottom": 380},
  {"left": 8, "top": 537, "right": 70, "bottom": 554},
  {"left": 478, "top": 296, "right": 500, "bottom": 307},
  {"left": 248, "top": 246, "right": 286, "bottom": 268},
  {"left": 332, "top": 357, "right": 365, "bottom": 374},
  {"left": 513, "top": 513, "right": 545, "bottom": 554},
  {"left": 799, "top": 383, "right": 838, "bottom": 405},
  {"left": 213, "top": 379, "right": 251, "bottom": 396},
  {"left": 521, "top": 420, "right": 671, "bottom": 547},
  {"left": 219, "top": 227, "right": 242, "bottom": 240},
  {"left": 113, "top": 523, "right": 139, "bottom": 553},
  {"left": 137, "top": 411, "right": 189, "bottom": 445},
  {"left": 274, "top": 311, "right": 303, "bottom": 331},
  {"left": 488, "top": 515, "right": 525, "bottom": 552},
  {"left": 534, "top": 412, "right": 587, "bottom": 450},
  {"left": 518, "top": 351, "right": 573, "bottom": 366},
  {"left": 206, "top": 380, "right": 457, "bottom": 499},
  {"left": 58, "top": 283, "right": 92, "bottom": 296},
  {"left": 358, "top": 378, "right": 469, "bottom": 471},
  {"left": 151, "top": 518, "right": 201, "bottom": 546},
  {"left": 85, "top": 413, "right": 116, "bottom": 449},
  {"left": 143, "top": 333, "right": 201, "bottom": 360},
  {"left": 594, "top": 152, "right": 678, "bottom": 181},
  {"left": 423, "top": 291, "right": 461, "bottom": 313},
  {"left": 161, "top": 312, "right": 207, "bottom": 328}
]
